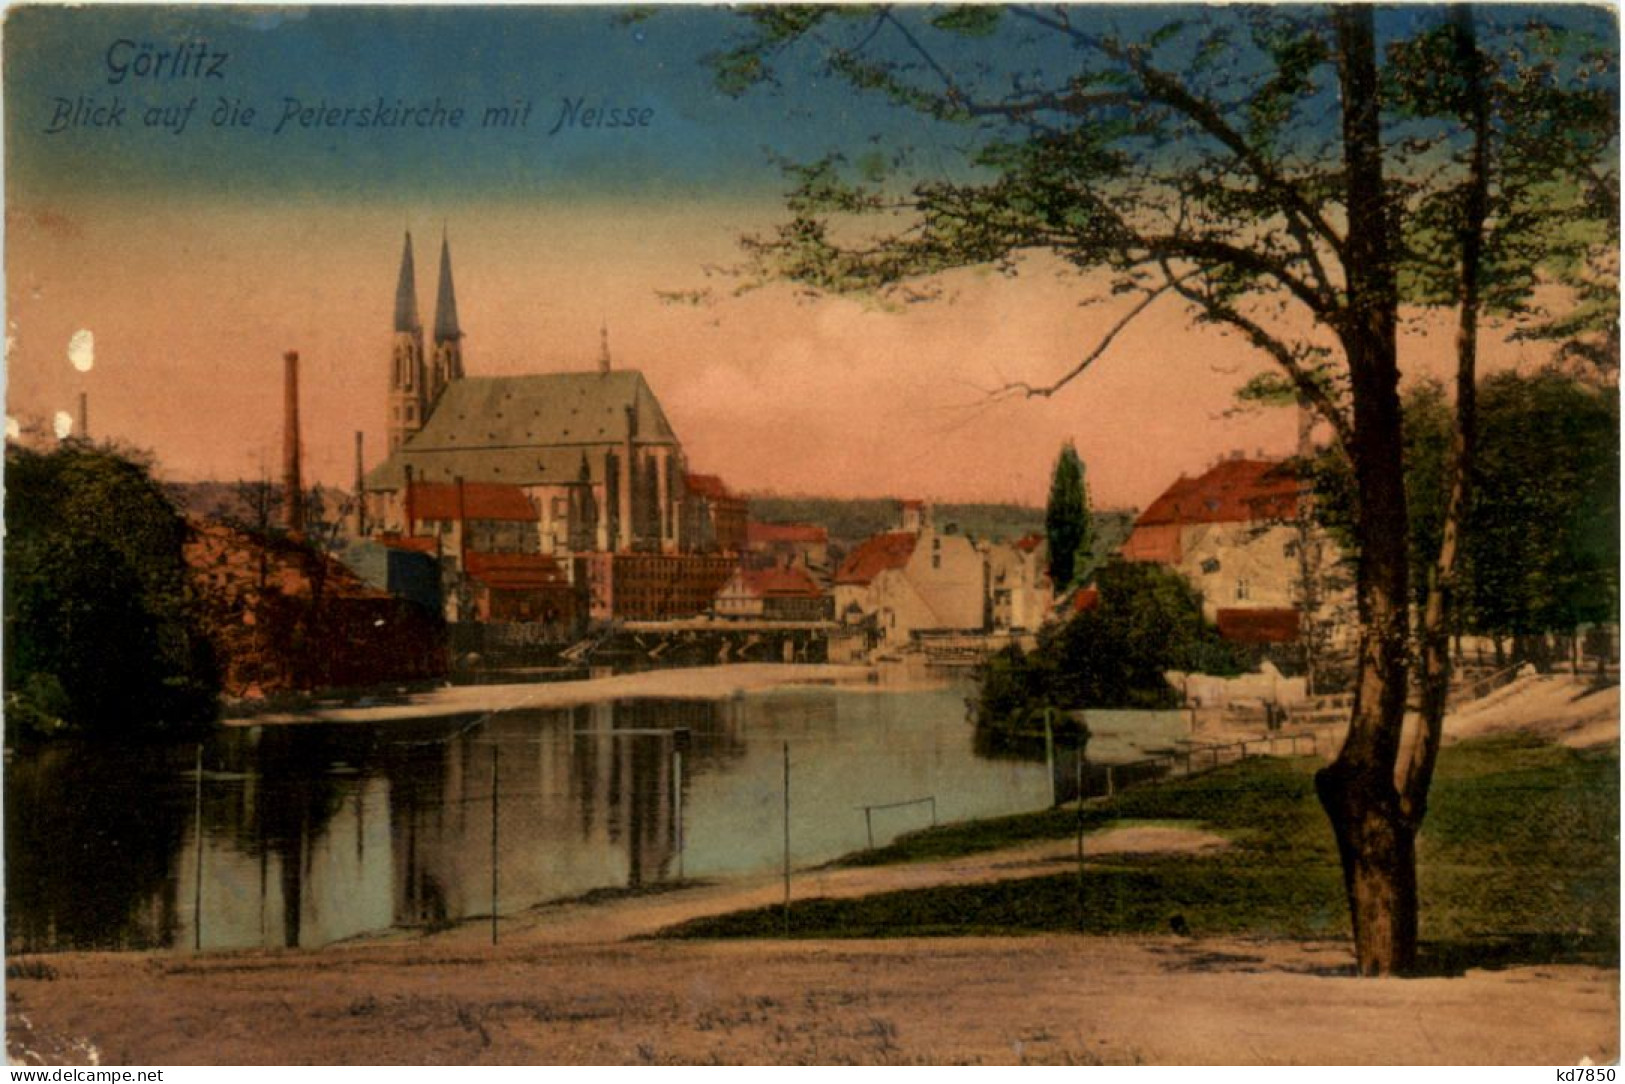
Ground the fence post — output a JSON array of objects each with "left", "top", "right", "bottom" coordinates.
[
  {"left": 673, "top": 746, "right": 684, "bottom": 881},
  {"left": 193, "top": 744, "right": 204, "bottom": 953},
  {"left": 490, "top": 744, "right": 500, "bottom": 946},
  {"left": 864, "top": 806, "right": 874, "bottom": 850},
  {"left": 1105, "top": 764, "right": 1114, "bottom": 798},
  {"left": 782, "top": 741, "right": 791, "bottom": 937},
  {"left": 1044, "top": 708, "right": 1057, "bottom": 807},
  {"left": 929, "top": 796, "right": 937, "bottom": 827}
]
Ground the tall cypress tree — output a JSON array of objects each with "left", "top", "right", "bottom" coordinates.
[{"left": 1045, "top": 442, "right": 1091, "bottom": 589}]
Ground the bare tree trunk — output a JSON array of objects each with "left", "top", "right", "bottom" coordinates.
[
  {"left": 1403, "top": 4, "right": 1489, "bottom": 830},
  {"left": 1315, "top": 5, "right": 1416, "bottom": 977}
]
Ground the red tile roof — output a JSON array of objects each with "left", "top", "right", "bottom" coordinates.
[
  {"left": 1135, "top": 459, "right": 1299, "bottom": 528},
  {"left": 1071, "top": 586, "right": 1100, "bottom": 614},
  {"left": 735, "top": 567, "right": 825, "bottom": 599},
  {"left": 380, "top": 534, "right": 440, "bottom": 555},
  {"left": 463, "top": 552, "right": 568, "bottom": 590},
  {"left": 834, "top": 531, "right": 918, "bottom": 585},
  {"left": 408, "top": 481, "right": 535, "bottom": 523},
  {"left": 1215, "top": 607, "right": 1301, "bottom": 644},
  {"left": 684, "top": 473, "right": 733, "bottom": 500},
  {"left": 747, "top": 522, "right": 829, "bottom": 546},
  {"left": 1014, "top": 532, "right": 1045, "bottom": 554}
]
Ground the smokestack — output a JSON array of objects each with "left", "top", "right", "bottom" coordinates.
[
  {"left": 78, "top": 393, "right": 88, "bottom": 440},
  {"left": 353, "top": 430, "right": 366, "bottom": 537},
  {"left": 404, "top": 464, "right": 416, "bottom": 536},
  {"left": 282, "top": 350, "right": 305, "bottom": 537}
]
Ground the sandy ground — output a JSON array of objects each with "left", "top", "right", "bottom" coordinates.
[
  {"left": 1443, "top": 673, "right": 1620, "bottom": 749},
  {"left": 239, "top": 663, "right": 880, "bottom": 725},
  {"left": 6, "top": 819, "right": 1616, "bottom": 1066},
  {"left": 7, "top": 935, "right": 1614, "bottom": 1065},
  {"left": 421, "top": 823, "right": 1232, "bottom": 949}
]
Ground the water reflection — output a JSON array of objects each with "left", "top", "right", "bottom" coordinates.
[{"left": 8, "top": 686, "right": 1174, "bottom": 954}]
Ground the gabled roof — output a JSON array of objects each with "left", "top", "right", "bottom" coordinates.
[
  {"left": 366, "top": 370, "right": 678, "bottom": 491},
  {"left": 684, "top": 473, "right": 735, "bottom": 501},
  {"left": 464, "top": 551, "right": 568, "bottom": 590},
  {"left": 408, "top": 481, "right": 535, "bottom": 522},
  {"left": 748, "top": 522, "right": 828, "bottom": 546},
  {"left": 1135, "top": 458, "right": 1299, "bottom": 527},
  {"left": 835, "top": 531, "right": 918, "bottom": 585},
  {"left": 729, "top": 567, "right": 826, "bottom": 600}
]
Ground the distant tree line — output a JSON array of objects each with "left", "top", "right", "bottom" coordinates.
[{"left": 1310, "top": 369, "right": 1618, "bottom": 670}]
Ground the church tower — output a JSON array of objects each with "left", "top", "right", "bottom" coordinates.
[
  {"left": 388, "top": 231, "right": 428, "bottom": 454},
  {"left": 431, "top": 231, "right": 464, "bottom": 408}
]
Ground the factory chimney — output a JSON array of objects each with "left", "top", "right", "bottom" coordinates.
[
  {"left": 353, "top": 430, "right": 366, "bottom": 537},
  {"left": 283, "top": 350, "right": 305, "bottom": 537}
]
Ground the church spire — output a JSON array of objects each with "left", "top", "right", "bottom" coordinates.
[
  {"left": 434, "top": 230, "right": 461, "bottom": 343},
  {"left": 394, "top": 231, "right": 420, "bottom": 333}
]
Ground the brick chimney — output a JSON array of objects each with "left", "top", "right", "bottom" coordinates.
[
  {"left": 282, "top": 350, "right": 305, "bottom": 537},
  {"left": 353, "top": 430, "right": 366, "bottom": 537}
]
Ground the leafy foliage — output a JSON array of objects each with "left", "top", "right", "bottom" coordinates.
[
  {"left": 1310, "top": 370, "right": 1619, "bottom": 638},
  {"left": 4, "top": 443, "right": 219, "bottom": 740},
  {"left": 1044, "top": 442, "right": 1092, "bottom": 589},
  {"left": 977, "top": 561, "right": 1245, "bottom": 726}
]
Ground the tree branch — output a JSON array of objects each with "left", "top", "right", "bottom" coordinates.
[
  {"left": 990, "top": 274, "right": 1189, "bottom": 400},
  {"left": 1159, "top": 258, "right": 1355, "bottom": 452}
]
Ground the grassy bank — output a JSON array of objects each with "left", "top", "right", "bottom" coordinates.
[{"left": 661, "top": 734, "right": 1618, "bottom": 970}]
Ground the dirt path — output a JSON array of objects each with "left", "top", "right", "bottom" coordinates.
[
  {"left": 7, "top": 935, "right": 1614, "bottom": 1065},
  {"left": 419, "top": 823, "right": 1231, "bottom": 948}
]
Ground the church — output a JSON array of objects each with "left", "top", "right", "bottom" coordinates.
[{"left": 360, "top": 232, "right": 744, "bottom": 621}]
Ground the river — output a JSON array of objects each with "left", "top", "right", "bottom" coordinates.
[{"left": 5, "top": 675, "right": 1187, "bottom": 953}]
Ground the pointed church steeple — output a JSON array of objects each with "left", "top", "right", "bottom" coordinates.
[
  {"left": 430, "top": 229, "right": 465, "bottom": 399},
  {"left": 388, "top": 231, "right": 428, "bottom": 454},
  {"left": 434, "top": 232, "right": 462, "bottom": 343},
  {"left": 395, "top": 231, "right": 420, "bottom": 333}
]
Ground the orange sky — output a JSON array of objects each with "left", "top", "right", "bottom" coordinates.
[{"left": 5, "top": 195, "right": 1551, "bottom": 510}]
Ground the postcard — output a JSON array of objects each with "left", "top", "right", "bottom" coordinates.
[{"left": 3, "top": 3, "right": 1618, "bottom": 1067}]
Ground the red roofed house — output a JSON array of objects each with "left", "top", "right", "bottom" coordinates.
[
  {"left": 463, "top": 551, "right": 578, "bottom": 625},
  {"left": 986, "top": 532, "right": 1054, "bottom": 632},
  {"left": 1121, "top": 456, "right": 1311, "bottom": 637},
  {"left": 714, "top": 566, "right": 831, "bottom": 622},
  {"left": 400, "top": 478, "right": 540, "bottom": 563},
  {"left": 745, "top": 521, "right": 831, "bottom": 578},
  {"left": 834, "top": 503, "right": 986, "bottom": 642}
]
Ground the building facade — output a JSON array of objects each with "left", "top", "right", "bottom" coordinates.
[{"left": 360, "top": 233, "right": 744, "bottom": 622}]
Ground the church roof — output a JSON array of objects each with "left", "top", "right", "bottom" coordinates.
[
  {"left": 394, "top": 231, "right": 420, "bottom": 333},
  {"left": 366, "top": 370, "right": 679, "bottom": 491},
  {"left": 434, "top": 235, "right": 461, "bottom": 341}
]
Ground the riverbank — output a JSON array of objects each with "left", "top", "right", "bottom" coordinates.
[
  {"left": 235, "top": 663, "right": 880, "bottom": 725},
  {"left": 9, "top": 680, "right": 1615, "bottom": 1065}
]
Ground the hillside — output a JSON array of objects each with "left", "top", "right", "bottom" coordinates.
[{"left": 747, "top": 495, "right": 1135, "bottom": 551}]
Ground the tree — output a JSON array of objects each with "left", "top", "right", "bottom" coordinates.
[
  {"left": 1044, "top": 442, "right": 1092, "bottom": 589},
  {"left": 977, "top": 560, "right": 1244, "bottom": 727},
  {"left": 4, "top": 442, "right": 219, "bottom": 739},
  {"left": 706, "top": 4, "right": 1616, "bottom": 973}
]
